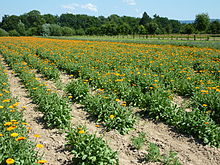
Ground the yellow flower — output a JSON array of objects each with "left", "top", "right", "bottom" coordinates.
[
  {"left": 115, "top": 99, "right": 120, "bottom": 102},
  {"left": 13, "top": 102, "right": 20, "bottom": 106},
  {"left": 202, "top": 104, "right": 208, "bottom": 107},
  {"left": 78, "top": 130, "right": 85, "bottom": 134},
  {"left": 34, "top": 134, "right": 41, "bottom": 138},
  {"left": 0, "top": 93, "right": 3, "bottom": 96},
  {"left": 6, "top": 158, "right": 15, "bottom": 164},
  {"left": 9, "top": 105, "right": 14, "bottom": 108},
  {"left": 110, "top": 115, "right": 115, "bottom": 119},
  {"left": 201, "top": 90, "right": 208, "bottom": 93},
  {"left": 11, "top": 133, "right": 19, "bottom": 137},
  {"left": 16, "top": 137, "right": 26, "bottom": 141},
  {"left": 36, "top": 160, "right": 47, "bottom": 164},
  {"left": 0, "top": 106, "right": 4, "bottom": 109},
  {"left": 68, "top": 96, "right": 73, "bottom": 99},
  {"left": 0, "top": 134, "right": 3, "bottom": 136},
  {"left": 36, "top": 144, "right": 44, "bottom": 148},
  {"left": 4, "top": 122, "right": 12, "bottom": 126}
]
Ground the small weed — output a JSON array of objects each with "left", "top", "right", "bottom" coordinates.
[{"left": 131, "top": 132, "right": 146, "bottom": 150}]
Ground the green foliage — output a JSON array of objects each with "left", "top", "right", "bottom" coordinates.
[
  {"left": 130, "top": 132, "right": 147, "bottom": 150},
  {"left": 66, "top": 126, "right": 119, "bottom": 165},
  {"left": 145, "top": 143, "right": 161, "bottom": 162},
  {"left": 8, "top": 29, "right": 20, "bottom": 36},
  {"left": 162, "top": 151, "right": 182, "bottom": 165},
  {"left": 0, "top": 28, "right": 9, "bottom": 36},
  {"left": 0, "top": 60, "right": 39, "bottom": 164},
  {"left": 194, "top": 13, "right": 210, "bottom": 33}
]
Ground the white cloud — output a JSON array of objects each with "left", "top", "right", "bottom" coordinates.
[
  {"left": 62, "top": 3, "right": 98, "bottom": 12},
  {"left": 82, "top": 3, "right": 98, "bottom": 12},
  {"left": 123, "top": 0, "right": 136, "bottom": 5},
  {"left": 61, "top": 3, "right": 79, "bottom": 10}
]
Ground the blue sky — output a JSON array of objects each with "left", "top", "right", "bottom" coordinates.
[{"left": 1, "top": 0, "right": 219, "bottom": 21}]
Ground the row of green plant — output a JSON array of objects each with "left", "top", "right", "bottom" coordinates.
[
  {"left": 0, "top": 57, "right": 41, "bottom": 164},
  {"left": 33, "top": 45, "right": 220, "bottom": 146},
  {"left": 0, "top": 44, "right": 120, "bottom": 164},
  {"left": 66, "top": 126, "right": 119, "bottom": 165},
  {"left": 1, "top": 37, "right": 220, "bottom": 147},
  {"left": 3, "top": 42, "right": 60, "bottom": 80},
  {"left": 0, "top": 46, "right": 71, "bottom": 128},
  {"left": 66, "top": 80, "right": 135, "bottom": 134},
  {"left": 26, "top": 39, "right": 220, "bottom": 146},
  {"left": 131, "top": 132, "right": 182, "bottom": 164}
]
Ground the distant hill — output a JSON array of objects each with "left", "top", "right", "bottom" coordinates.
[{"left": 179, "top": 19, "right": 220, "bottom": 24}]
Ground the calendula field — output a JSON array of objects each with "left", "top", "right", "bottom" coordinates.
[{"left": 0, "top": 37, "right": 220, "bottom": 165}]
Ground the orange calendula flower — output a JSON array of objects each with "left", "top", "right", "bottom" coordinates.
[
  {"left": 36, "top": 144, "right": 44, "bottom": 148},
  {"left": 16, "top": 137, "right": 26, "bottom": 141},
  {"left": 7, "top": 126, "right": 17, "bottom": 131},
  {"left": 204, "top": 122, "right": 209, "bottom": 124},
  {"left": 2, "top": 99, "right": 10, "bottom": 102},
  {"left": 36, "top": 160, "right": 47, "bottom": 164},
  {"left": 0, "top": 106, "right": 4, "bottom": 108},
  {"left": 11, "top": 133, "right": 19, "bottom": 137},
  {"left": 78, "top": 130, "right": 85, "bottom": 134},
  {"left": 0, "top": 134, "right": 3, "bottom": 136},
  {"left": 0, "top": 93, "right": 3, "bottom": 96},
  {"left": 6, "top": 158, "right": 15, "bottom": 164}
]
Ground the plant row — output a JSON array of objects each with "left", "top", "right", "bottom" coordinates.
[
  {"left": 0, "top": 46, "right": 71, "bottom": 128},
  {"left": 66, "top": 80, "right": 135, "bottom": 134},
  {"left": 0, "top": 43, "right": 119, "bottom": 164},
  {"left": 0, "top": 57, "right": 42, "bottom": 164}
]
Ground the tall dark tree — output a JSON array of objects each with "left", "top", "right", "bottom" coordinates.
[
  {"left": 194, "top": 13, "right": 210, "bottom": 33},
  {"left": 208, "top": 21, "right": 220, "bottom": 34},
  {"left": 1, "top": 15, "right": 20, "bottom": 31},
  {"left": 139, "top": 12, "right": 151, "bottom": 27}
]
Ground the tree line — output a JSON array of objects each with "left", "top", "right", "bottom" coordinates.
[{"left": 0, "top": 10, "right": 220, "bottom": 36}]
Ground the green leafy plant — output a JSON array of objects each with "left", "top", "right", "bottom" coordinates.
[
  {"left": 130, "top": 132, "right": 146, "bottom": 150},
  {"left": 66, "top": 126, "right": 119, "bottom": 165},
  {"left": 145, "top": 143, "right": 161, "bottom": 162}
]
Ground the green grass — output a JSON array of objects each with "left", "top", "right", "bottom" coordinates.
[{"left": 44, "top": 35, "right": 220, "bottom": 50}]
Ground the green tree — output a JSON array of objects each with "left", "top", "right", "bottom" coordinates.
[
  {"left": 42, "top": 24, "right": 51, "bottom": 36},
  {"left": 180, "top": 24, "right": 195, "bottom": 34},
  {"left": 1, "top": 15, "right": 20, "bottom": 31},
  {"left": 43, "top": 14, "right": 58, "bottom": 24},
  {"left": 139, "top": 12, "right": 151, "bottom": 27},
  {"left": 194, "top": 13, "right": 210, "bottom": 33},
  {"left": 62, "top": 26, "right": 75, "bottom": 36},
  {"left": 137, "top": 25, "right": 147, "bottom": 34},
  {"left": 16, "top": 21, "right": 26, "bottom": 36},
  {"left": 147, "top": 22, "right": 158, "bottom": 34},
  {"left": 208, "top": 21, "right": 220, "bottom": 34},
  {"left": 8, "top": 29, "right": 20, "bottom": 36},
  {"left": 0, "top": 28, "right": 9, "bottom": 36},
  {"left": 49, "top": 24, "right": 62, "bottom": 36}
]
